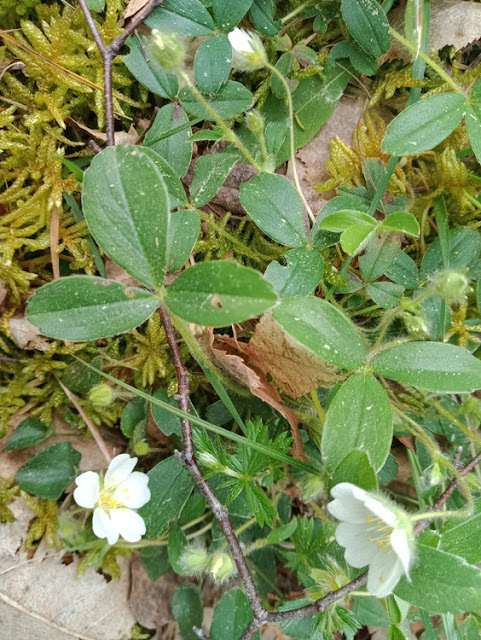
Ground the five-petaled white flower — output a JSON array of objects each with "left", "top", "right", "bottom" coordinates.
[
  {"left": 228, "top": 27, "right": 266, "bottom": 71},
  {"left": 74, "top": 454, "right": 150, "bottom": 546},
  {"left": 328, "top": 483, "right": 415, "bottom": 598}
]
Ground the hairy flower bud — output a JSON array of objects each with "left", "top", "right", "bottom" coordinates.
[
  {"left": 208, "top": 551, "right": 235, "bottom": 582},
  {"left": 433, "top": 270, "right": 469, "bottom": 304},
  {"left": 88, "top": 383, "right": 115, "bottom": 407},
  {"left": 149, "top": 29, "right": 184, "bottom": 70},
  {"left": 180, "top": 546, "right": 210, "bottom": 575},
  {"left": 228, "top": 28, "right": 267, "bottom": 71}
]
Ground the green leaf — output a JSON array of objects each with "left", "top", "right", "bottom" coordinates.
[
  {"left": 194, "top": 34, "right": 232, "bottom": 93},
  {"left": 385, "top": 251, "right": 419, "bottom": 289},
  {"left": 167, "top": 209, "right": 200, "bottom": 272},
  {"left": 151, "top": 388, "right": 183, "bottom": 437},
  {"left": 322, "top": 373, "right": 392, "bottom": 472},
  {"left": 139, "top": 546, "right": 170, "bottom": 581},
  {"left": 240, "top": 174, "right": 308, "bottom": 248},
  {"left": 340, "top": 224, "right": 377, "bottom": 255},
  {"left": 83, "top": 146, "right": 170, "bottom": 289},
  {"left": 264, "top": 66, "right": 350, "bottom": 166},
  {"left": 382, "top": 93, "right": 467, "bottom": 155},
  {"left": 191, "top": 151, "right": 239, "bottom": 207},
  {"left": 172, "top": 586, "right": 203, "bottom": 640},
  {"left": 180, "top": 81, "right": 253, "bottom": 119},
  {"left": 273, "top": 297, "right": 367, "bottom": 369},
  {"left": 4, "top": 418, "right": 50, "bottom": 451},
  {"left": 465, "top": 102, "right": 481, "bottom": 166},
  {"left": 441, "top": 508, "right": 481, "bottom": 564},
  {"left": 387, "top": 626, "right": 407, "bottom": 640},
  {"left": 147, "top": 0, "right": 215, "bottom": 35},
  {"left": 143, "top": 104, "right": 193, "bottom": 178},
  {"left": 168, "top": 520, "right": 190, "bottom": 574},
  {"left": 341, "top": 0, "right": 390, "bottom": 57},
  {"left": 381, "top": 212, "right": 420, "bottom": 236},
  {"left": 212, "top": 0, "right": 253, "bottom": 31},
  {"left": 266, "top": 519, "right": 298, "bottom": 544},
  {"left": 264, "top": 249, "right": 324, "bottom": 298},
  {"left": 15, "top": 442, "right": 81, "bottom": 500},
  {"left": 312, "top": 196, "right": 369, "bottom": 249},
  {"left": 420, "top": 228, "right": 481, "bottom": 279},
  {"left": 124, "top": 34, "right": 178, "bottom": 99},
  {"left": 120, "top": 397, "right": 147, "bottom": 438},
  {"left": 372, "top": 342, "right": 481, "bottom": 393},
  {"left": 395, "top": 544, "right": 481, "bottom": 613},
  {"left": 141, "top": 148, "right": 187, "bottom": 209},
  {"left": 165, "top": 261, "right": 277, "bottom": 326},
  {"left": 249, "top": 0, "right": 281, "bottom": 35},
  {"left": 139, "top": 456, "right": 193, "bottom": 538},
  {"left": 366, "top": 281, "right": 404, "bottom": 309},
  {"left": 331, "top": 450, "right": 377, "bottom": 491},
  {"left": 210, "top": 589, "right": 256, "bottom": 640},
  {"left": 318, "top": 210, "right": 377, "bottom": 231},
  {"left": 271, "top": 53, "right": 294, "bottom": 99},
  {"left": 359, "top": 235, "right": 401, "bottom": 282},
  {"left": 27, "top": 277, "right": 158, "bottom": 342},
  {"left": 60, "top": 356, "right": 102, "bottom": 394}
]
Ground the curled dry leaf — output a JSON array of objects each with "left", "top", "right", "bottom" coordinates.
[
  {"left": 198, "top": 330, "right": 306, "bottom": 460},
  {"left": 122, "top": 0, "right": 150, "bottom": 20},
  {"left": 0, "top": 500, "right": 135, "bottom": 640},
  {"left": 387, "top": 0, "right": 481, "bottom": 61},
  {"left": 249, "top": 314, "right": 343, "bottom": 399},
  {"left": 67, "top": 119, "right": 140, "bottom": 146},
  {"left": 9, "top": 315, "right": 51, "bottom": 351}
]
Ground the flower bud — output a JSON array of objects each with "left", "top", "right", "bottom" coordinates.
[
  {"left": 88, "top": 383, "right": 114, "bottom": 407},
  {"left": 228, "top": 28, "right": 267, "bottom": 71},
  {"left": 400, "top": 312, "right": 429, "bottom": 338},
  {"left": 133, "top": 441, "right": 150, "bottom": 456},
  {"left": 299, "top": 471, "right": 327, "bottom": 503},
  {"left": 208, "top": 552, "right": 235, "bottom": 582},
  {"left": 245, "top": 110, "right": 265, "bottom": 139},
  {"left": 180, "top": 546, "right": 209, "bottom": 575},
  {"left": 433, "top": 270, "right": 469, "bottom": 304},
  {"left": 149, "top": 29, "right": 184, "bottom": 70}
]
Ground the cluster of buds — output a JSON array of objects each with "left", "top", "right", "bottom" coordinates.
[{"left": 181, "top": 545, "right": 236, "bottom": 583}]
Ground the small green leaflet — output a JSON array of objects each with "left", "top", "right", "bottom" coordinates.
[
  {"left": 4, "top": 418, "right": 50, "bottom": 451},
  {"left": 210, "top": 589, "right": 258, "bottom": 640},
  {"left": 264, "top": 249, "right": 324, "bottom": 298},
  {"left": 372, "top": 341, "right": 481, "bottom": 393},
  {"left": 382, "top": 93, "right": 467, "bottom": 156},
  {"left": 125, "top": 34, "right": 178, "bottom": 99},
  {"left": 172, "top": 586, "right": 204, "bottom": 640},
  {"left": 194, "top": 34, "right": 232, "bottom": 94},
  {"left": 167, "top": 209, "right": 200, "bottom": 272},
  {"left": 341, "top": 0, "right": 390, "bottom": 58},
  {"left": 240, "top": 173, "right": 309, "bottom": 248},
  {"left": 366, "top": 281, "right": 404, "bottom": 309},
  {"left": 273, "top": 297, "right": 367, "bottom": 370},
  {"left": 322, "top": 373, "right": 392, "bottom": 472},
  {"left": 190, "top": 151, "right": 239, "bottom": 207},
  {"left": 212, "top": 0, "right": 253, "bottom": 32},
  {"left": 179, "top": 81, "right": 253, "bottom": 120},
  {"left": 165, "top": 261, "right": 277, "bottom": 326},
  {"left": 143, "top": 103, "right": 193, "bottom": 178},
  {"left": 146, "top": 0, "right": 215, "bottom": 35},
  {"left": 27, "top": 276, "right": 158, "bottom": 342},
  {"left": 331, "top": 450, "right": 378, "bottom": 491},
  {"left": 82, "top": 146, "right": 171, "bottom": 290}
]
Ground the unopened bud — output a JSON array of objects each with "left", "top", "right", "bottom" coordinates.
[
  {"left": 149, "top": 29, "right": 184, "bottom": 70},
  {"left": 299, "top": 472, "right": 327, "bottom": 503},
  {"left": 88, "top": 383, "right": 114, "bottom": 407},
  {"left": 433, "top": 270, "right": 469, "bottom": 304},
  {"left": 400, "top": 312, "right": 429, "bottom": 338},
  {"left": 208, "top": 552, "right": 235, "bottom": 582},
  {"left": 245, "top": 110, "right": 265, "bottom": 138},
  {"left": 133, "top": 441, "right": 150, "bottom": 456},
  {"left": 228, "top": 28, "right": 267, "bottom": 71},
  {"left": 180, "top": 546, "right": 209, "bottom": 575}
]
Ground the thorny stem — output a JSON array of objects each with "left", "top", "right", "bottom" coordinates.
[
  {"left": 77, "top": 0, "right": 164, "bottom": 146},
  {"left": 266, "top": 63, "right": 316, "bottom": 225},
  {"left": 158, "top": 305, "right": 268, "bottom": 624}
]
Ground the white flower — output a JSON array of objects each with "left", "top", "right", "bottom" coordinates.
[
  {"left": 228, "top": 27, "right": 266, "bottom": 71},
  {"left": 74, "top": 454, "right": 150, "bottom": 546},
  {"left": 328, "top": 483, "right": 415, "bottom": 598}
]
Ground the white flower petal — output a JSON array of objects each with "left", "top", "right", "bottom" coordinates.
[
  {"left": 364, "top": 496, "right": 398, "bottom": 528},
  {"left": 109, "top": 508, "right": 146, "bottom": 543},
  {"left": 104, "top": 454, "right": 138, "bottom": 488},
  {"left": 73, "top": 471, "right": 100, "bottom": 508},
  {"left": 390, "top": 528, "right": 412, "bottom": 579},
  {"left": 367, "top": 550, "right": 404, "bottom": 598},
  {"left": 335, "top": 522, "right": 379, "bottom": 569},
  {"left": 228, "top": 27, "right": 253, "bottom": 53},
  {"left": 92, "top": 507, "right": 119, "bottom": 546},
  {"left": 328, "top": 483, "right": 370, "bottom": 523},
  {"left": 114, "top": 472, "right": 151, "bottom": 509}
]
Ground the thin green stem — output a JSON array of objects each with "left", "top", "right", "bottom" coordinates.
[
  {"left": 389, "top": 27, "right": 465, "bottom": 96},
  {"left": 281, "top": 0, "right": 318, "bottom": 24},
  {"left": 266, "top": 62, "right": 315, "bottom": 225},
  {"left": 179, "top": 71, "right": 263, "bottom": 172}
]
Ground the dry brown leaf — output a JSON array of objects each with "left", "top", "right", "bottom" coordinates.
[
  {"left": 249, "top": 314, "right": 343, "bottom": 400},
  {"left": 0, "top": 500, "right": 135, "bottom": 640},
  {"left": 67, "top": 119, "right": 140, "bottom": 146},
  {"left": 286, "top": 95, "right": 367, "bottom": 211},
  {"left": 123, "top": 0, "right": 150, "bottom": 19},
  {"left": 198, "top": 331, "right": 305, "bottom": 460},
  {"left": 387, "top": 0, "right": 481, "bottom": 61},
  {"left": 9, "top": 315, "right": 51, "bottom": 351}
]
